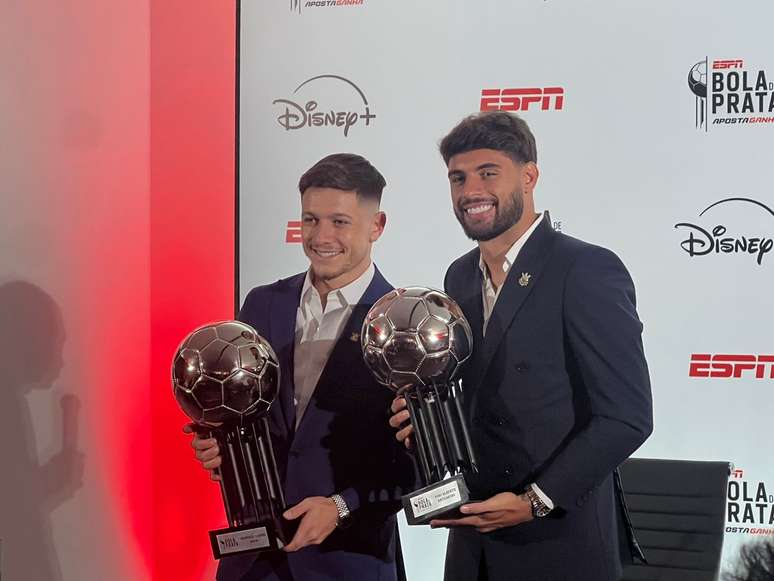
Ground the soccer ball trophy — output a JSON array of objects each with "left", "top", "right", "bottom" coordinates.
[
  {"left": 172, "top": 320, "right": 288, "bottom": 558},
  {"left": 361, "top": 287, "right": 478, "bottom": 525}
]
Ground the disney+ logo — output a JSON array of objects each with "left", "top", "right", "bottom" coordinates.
[
  {"left": 674, "top": 197, "right": 773, "bottom": 265},
  {"left": 272, "top": 74, "right": 375, "bottom": 137}
]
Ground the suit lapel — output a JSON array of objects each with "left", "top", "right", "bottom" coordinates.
[
  {"left": 473, "top": 215, "right": 559, "bottom": 391},
  {"left": 293, "top": 267, "right": 392, "bottom": 437},
  {"left": 270, "top": 274, "right": 305, "bottom": 435}
]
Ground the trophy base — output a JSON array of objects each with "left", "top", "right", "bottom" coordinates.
[
  {"left": 209, "top": 521, "right": 286, "bottom": 559},
  {"left": 402, "top": 473, "right": 470, "bottom": 525}
]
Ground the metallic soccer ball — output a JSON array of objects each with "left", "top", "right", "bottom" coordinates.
[
  {"left": 361, "top": 287, "right": 472, "bottom": 393},
  {"left": 171, "top": 321, "right": 280, "bottom": 426}
]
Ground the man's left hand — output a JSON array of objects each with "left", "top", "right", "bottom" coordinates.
[
  {"left": 282, "top": 496, "right": 339, "bottom": 552},
  {"left": 430, "top": 491, "right": 533, "bottom": 533}
]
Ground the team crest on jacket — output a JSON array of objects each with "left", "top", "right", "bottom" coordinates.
[{"left": 518, "top": 272, "right": 532, "bottom": 287}]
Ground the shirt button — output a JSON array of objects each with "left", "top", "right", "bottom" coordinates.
[
  {"left": 503, "top": 466, "right": 513, "bottom": 476},
  {"left": 495, "top": 416, "right": 506, "bottom": 426},
  {"left": 515, "top": 361, "right": 529, "bottom": 372}
]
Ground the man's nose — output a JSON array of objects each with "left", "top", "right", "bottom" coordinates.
[
  {"left": 312, "top": 219, "right": 336, "bottom": 242},
  {"left": 463, "top": 175, "right": 485, "bottom": 198}
]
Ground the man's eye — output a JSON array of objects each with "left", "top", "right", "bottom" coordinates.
[
  {"left": 482, "top": 170, "right": 498, "bottom": 178},
  {"left": 334, "top": 219, "right": 350, "bottom": 226},
  {"left": 302, "top": 217, "right": 317, "bottom": 224},
  {"left": 450, "top": 176, "right": 464, "bottom": 185}
]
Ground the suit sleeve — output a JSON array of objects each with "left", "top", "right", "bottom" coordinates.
[
  {"left": 535, "top": 246, "right": 653, "bottom": 510},
  {"left": 237, "top": 286, "right": 266, "bottom": 329}
]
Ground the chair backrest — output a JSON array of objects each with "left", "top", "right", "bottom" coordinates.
[{"left": 620, "top": 458, "right": 731, "bottom": 581}]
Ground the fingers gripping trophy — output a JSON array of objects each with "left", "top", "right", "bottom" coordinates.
[
  {"left": 171, "top": 321, "right": 288, "bottom": 558},
  {"left": 361, "top": 288, "right": 478, "bottom": 525}
]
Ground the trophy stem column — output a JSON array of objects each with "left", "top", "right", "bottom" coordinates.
[{"left": 405, "top": 395, "right": 432, "bottom": 486}]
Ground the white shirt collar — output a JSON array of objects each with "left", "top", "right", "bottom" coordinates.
[
  {"left": 478, "top": 212, "right": 544, "bottom": 278},
  {"left": 300, "top": 261, "right": 375, "bottom": 313}
]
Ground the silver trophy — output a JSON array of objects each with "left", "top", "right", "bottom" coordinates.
[
  {"left": 361, "top": 287, "right": 478, "bottom": 525},
  {"left": 172, "top": 321, "right": 290, "bottom": 558}
]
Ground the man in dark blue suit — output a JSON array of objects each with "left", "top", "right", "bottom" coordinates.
[
  {"left": 189, "top": 153, "right": 415, "bottom": 581},
  {"left": 391, "top": 112, "right": 653, "bottom": 581}
]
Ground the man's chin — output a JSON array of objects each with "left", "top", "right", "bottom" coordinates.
[
  {"left": 310, "top": 264, "right": 347, "bottom": 283},
  {"left": 458, "top": 215, "right": 520, "bottom": 242},
  {"left": 458, "top": 220, "right": 498, "bottom": 242}
]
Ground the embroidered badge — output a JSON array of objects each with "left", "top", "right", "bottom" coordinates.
[{"left": 518, "top": 272, "right": 532, "bottom": 287}]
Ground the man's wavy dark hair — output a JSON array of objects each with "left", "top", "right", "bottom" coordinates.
[{"left": 439, "top": 111, "right": 537, "bottom": 166}]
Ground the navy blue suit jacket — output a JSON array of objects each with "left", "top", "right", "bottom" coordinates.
[
  {"left": 443, "top": 215, "right": 653, "bottom": 581},
  {"left": 217, "top": 267, "right": 415, "bottom": 581}
]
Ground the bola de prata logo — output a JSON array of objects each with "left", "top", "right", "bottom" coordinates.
[
  {"left": 674, "top": 197, "right": 774, "bottom": 265},
  {"left": 726, "top": 468, "right": 774, "bottom": 536},
  {"left": 272, "top": 75, "right": 375, "bottom": 137},
  {"left": 688, "top": 57, "right": 774, "bottom": 131}
]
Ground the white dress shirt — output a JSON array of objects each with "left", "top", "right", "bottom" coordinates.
[
  {"left": 479, "top": 213, "right": 543, "bottom": 335},
  {"left": 293, "top": 262, "right": 375, "bottom": 427},
  {"left": 477, "top": 213, "right": 555, "bottom": 510}
]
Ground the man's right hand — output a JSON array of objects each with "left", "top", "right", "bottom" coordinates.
[
  {"left": 388, "top": 396, "right": 414, "bottom": 449},
  {"left": 183, "top": 424, "right": 222, "bottom": 481}
]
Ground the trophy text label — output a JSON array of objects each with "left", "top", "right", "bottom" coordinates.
[
  {"left": 216, "top": 527, "right": 271, "bottom": 554},
  {"left": 410, "top": 480, "right": 463, "bottom": 519}
]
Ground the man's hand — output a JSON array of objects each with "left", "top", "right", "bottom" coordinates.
[
  {"left": 183, "top": 423, "right": 222, "bottom": 481},
  {"left": 282, "top": 496, "right": 339, "bottom": 552},
  {"left": 430, "top": 492, "right": 533, "bottom": 533},
  {"left": 388, "top": 396, "right": 413, "bottom": 449}
]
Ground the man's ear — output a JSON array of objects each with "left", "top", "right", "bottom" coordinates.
[
  {"left": 370, "top": 211, "right": 387, "bottom": 243},
  {"left": 522, "top": 161, "right": 539, "bottom": 195}
]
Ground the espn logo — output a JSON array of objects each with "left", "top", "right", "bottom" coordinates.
[
  {"left": 285, "top": 221, "right": 302, "bottom": 243},
  {"left": 712, "top": 59, "right": 744, "bottom": 70},
  {"left": 480, "top": 87, "right": 564, "bottom": 112},
  {"left": 689, "top": 353, "right": 774, "bottom": 379}
]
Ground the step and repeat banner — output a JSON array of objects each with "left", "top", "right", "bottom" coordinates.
[{"left": 238, "top": 0, "right": 774, "bottom": 577}]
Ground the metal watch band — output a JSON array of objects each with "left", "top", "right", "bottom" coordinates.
[
  {"left": 331, "top": 493, "right": 351, "bottom": 526},
  {"left": 525, "top": 487, "right": 551, "bottom": 518}
]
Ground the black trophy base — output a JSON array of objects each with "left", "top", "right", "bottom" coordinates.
[
  {"left": 209, "top": 521, "right": 286, "bottom": 559},
  {"left": 402, "top": 473, "right": 470, "bottom": 525}
]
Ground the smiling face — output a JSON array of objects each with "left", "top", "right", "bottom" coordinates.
[
  {"left": 447, "top": 148, "right": 537, "bottom": 242},
  {"left": 301, "top": 187, "right": 385, "bottom": 290}
]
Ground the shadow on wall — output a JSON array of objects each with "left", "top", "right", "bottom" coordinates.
[{"left": 0, "top": 281, "right": 84, "bottom": 581}]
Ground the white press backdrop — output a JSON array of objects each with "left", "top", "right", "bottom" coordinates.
[{"left": 238, "top": 1, "right": 774, "bottom": 577}]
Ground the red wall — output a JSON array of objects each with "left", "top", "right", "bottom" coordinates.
[{"left": 150, "top": 2, "right": 236, "bottom": 579}]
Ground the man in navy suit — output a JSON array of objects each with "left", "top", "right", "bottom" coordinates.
[
  {"left": 189, "top": 153, "right": 415, "bottom": 581},
  {"left": 390, "top": 112, "right": 653, "bottom": 581}
]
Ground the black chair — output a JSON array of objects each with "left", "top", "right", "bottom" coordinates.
[{"left": 619, "top": 458, "right": 731, "bottom": 581}]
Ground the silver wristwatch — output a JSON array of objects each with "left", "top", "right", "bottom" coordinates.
[
  {"left": 330, "top": 493, "right": 351, "bottom": 527},
  {"left": 524, "top": 487, "right": 552, "bottom": 518}
]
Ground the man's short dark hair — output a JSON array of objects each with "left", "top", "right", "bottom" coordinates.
[
  {"left": 298, "top": 153, "right": 386, "bottom": 204},
  {"left": 439, "top": 111, "right": 538, "bottom": 166}
]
